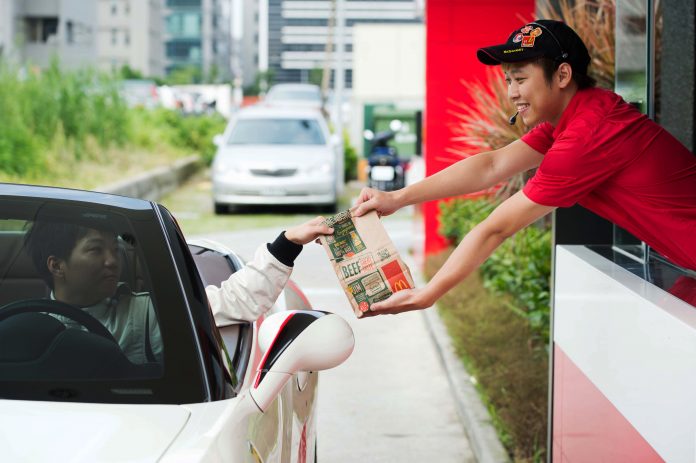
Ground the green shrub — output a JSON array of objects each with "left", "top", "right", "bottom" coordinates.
[
  {"left": 426, "top": 251, "right": 548, "bottom": 461},
  {"left": 129, "top": 108, "right": 225, "bottom": 164},
  {"left": 343, "top": 130, "right": 358, "bottom": 181},
  {"left": 439, "top": 197, "right": 552, "bottom": 342},
  {"left": 0, "top": 60, "right": 224, "bottom": 180},
  {"left": 0, "top": 60, "right": 130, "bottom": 173}
]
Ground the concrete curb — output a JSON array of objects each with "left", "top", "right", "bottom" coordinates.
[
  {"left": 96, "top": 155, "right": 202, "bottom": 200},
  {"left": 403, "top": 253, "right": 510, "bottom": 463}
]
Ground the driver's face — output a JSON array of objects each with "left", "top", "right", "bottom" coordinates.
[{"left": 55, "top": 229, "right": 122, "bottom": 306}]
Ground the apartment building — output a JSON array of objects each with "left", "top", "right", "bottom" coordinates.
[
  {"left": 0, "top": 0, "right": 96, "bottom": 69},
  {"left": 262, "top": 0, "right": 423, "bottom": 87},
  {"left": 96, "top": 0, "right": 165, "bottom": 77},
  {"left": 163, "top": 0, "right": 232, "bottom": 81}
]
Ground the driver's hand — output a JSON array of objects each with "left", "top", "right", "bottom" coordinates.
[
  {"left": 284, "top": 216, "right": 334, "bottom": 245},
  {"left": 353, "top": 187, "right": 401, "bottom": 217}
]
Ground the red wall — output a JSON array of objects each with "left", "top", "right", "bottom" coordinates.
[{"left": 424, "top": 0, "right": 535, "bottom": 254}]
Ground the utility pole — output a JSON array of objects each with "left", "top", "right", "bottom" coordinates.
[
  {"left": 333, "top": 0, "right": 345, "bottom": 137},
  {"left": 258, "top": 0, "right": 269, "bottom": 95},
  {"left": 321, "top": 0, "right": 336, "bottom": 109}
]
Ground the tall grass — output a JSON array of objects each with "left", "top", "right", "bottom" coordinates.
[
  {"left": 0, "top": 60, "right": 226, "bottom": 182},
  {"left": 0, "top": 60, "right": 130, "bottom": 176}
]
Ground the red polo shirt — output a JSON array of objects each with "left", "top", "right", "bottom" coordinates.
[{"left": 522, "top": 87, "right": 696, "bottom": 270}]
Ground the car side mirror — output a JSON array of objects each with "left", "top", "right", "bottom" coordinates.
[
  {"left": 330, "top": 133, "right": 342, "bottom": 146},
  {"left": 213, "top": 134, "right": 224, "bottom": 147},
  {"left": 250, "top": 310, "right": 354, "bottom": 412}
]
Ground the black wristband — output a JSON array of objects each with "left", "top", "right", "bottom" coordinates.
[{"left": 266, "top": 231, "right": 303, "bottom": 267}]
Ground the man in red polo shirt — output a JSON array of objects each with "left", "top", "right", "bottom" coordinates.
[{"left": 353, "top": 19, "right": 696, "bottom": 315}]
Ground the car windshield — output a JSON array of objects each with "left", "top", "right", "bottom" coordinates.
[
  {"left": 0, "top": 195, "right": 209, "bottom": 404},
  {"left": 266, "top": 87, "right": 321, "bottom": 102},
  {"left": 227, "top": 118, "right": 326, "bottom": 145}
]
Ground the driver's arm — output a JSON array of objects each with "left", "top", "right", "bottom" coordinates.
[{"left": 205, "top": 233, "right": 301, "bottom": 325}]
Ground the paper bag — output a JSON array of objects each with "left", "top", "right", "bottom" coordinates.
[{"left": 319, "top": 210, "right": 415, "bottom": 317}]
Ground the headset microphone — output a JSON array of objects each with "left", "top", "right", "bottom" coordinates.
[{"left": 508, "top": 111, "right": 519, "bottom": 125}]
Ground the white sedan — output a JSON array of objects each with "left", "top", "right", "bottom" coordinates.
[
  {"left": 211, "top": 106, "right": 343, "bottom": 213},
  {"left": 0, "top": 184, "right": 354, "bottom": 462}
]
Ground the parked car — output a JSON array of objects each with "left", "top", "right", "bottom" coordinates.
[
  {"left": 264, "top": 83, "right": 323, "bottom": 111},
  {"left": 0, "top": 183, "right": 354, "bottom": 462},
  {"left": 211, "top": 105, "right": 343, "bottom": 213}
]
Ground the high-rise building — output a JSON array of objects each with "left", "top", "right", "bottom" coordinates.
[
  {"left": 262, "top": 0, "right": 423, "bottom": 88},
  {"left": 0, "top": 0, "right": 97, "bottom": 70},
  {"left": 163, "top": 0, "right": 232, "bottom": 82},
  {"left": 0, "top": 0, "right": 16, "bottom": 61},
  {"left": 96, "top": 0, "right": 165, "bottom": 77}
]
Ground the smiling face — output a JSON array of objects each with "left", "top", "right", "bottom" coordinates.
[
  {"left": 49, "top": 228, "right": 122, "bottom": 307},
  {"left": 504, "top": 61, "right": 575, "bottom": 127}
]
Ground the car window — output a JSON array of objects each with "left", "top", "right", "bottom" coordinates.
[
  {"left": 267, "top": 87, "right": 321, "bottom": 103},
  {"left": 227, "top": 118, "right": 326, "bottom": 145},
  {"left": 0, "top": 196, "right": 213, "bottom": 404}
]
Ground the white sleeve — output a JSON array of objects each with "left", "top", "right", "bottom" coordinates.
[{"left": 205, "top": 244, "right": 293, "bottom": 326}]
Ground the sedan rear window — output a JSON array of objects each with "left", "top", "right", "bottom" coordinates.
[{"left": 227, "top": 118, "right": 326, "bottom": 145}]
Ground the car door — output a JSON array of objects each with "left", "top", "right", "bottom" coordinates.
[
  {"left": 281, "top": 283, "right": 319, "bottom": 463},
  {"left": 188, "top": 241, "right": 317, "bottom": 462}
]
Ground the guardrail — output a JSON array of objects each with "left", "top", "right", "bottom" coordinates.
[{"left": 96, "top": 155, "right": 202, "bottom": 201}]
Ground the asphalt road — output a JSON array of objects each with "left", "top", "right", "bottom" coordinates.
[{"left": 193, "top": 206, "right": 475, "bottom": 462}]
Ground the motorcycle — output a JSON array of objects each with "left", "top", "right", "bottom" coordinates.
[{"left": 365, "top": 130, "right": 406, "bottom": 191}]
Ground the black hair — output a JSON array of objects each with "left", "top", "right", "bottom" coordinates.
[
  {"left": 24, "top": 221, "right": 92, "bottom": 290},
  {"left": 533, "top": 56, "right": 596, "bottom": 89}
]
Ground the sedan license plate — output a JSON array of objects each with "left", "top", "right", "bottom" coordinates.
[
  {"left": 371, "top": 166, "right": 395, "bottom": 181},
  {"left": 260, "top": 187, "right": 286, "bottom": 196}
]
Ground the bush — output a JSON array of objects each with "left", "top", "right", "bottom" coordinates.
[
  {"left": 426, "top": 251, "right": 548, "bottom": 461},
  {"left": 439, "top": 197, "right": 552, "bottom": 342},
  {"left": 129, "top": 108, "right": 226, "bottom": 165},
  {"left": 343, "top": 130, "right": 358, "bottom": 181},
  {"left": 0, "top": 60, "right": 130, "bottom": 173},
  {"left": 0, "top": 60, "right": 225, "bottom": 181}
]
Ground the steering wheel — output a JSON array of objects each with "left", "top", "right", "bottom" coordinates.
[{"left": 0, "top": 299, "right": 118, "bottom": 344}]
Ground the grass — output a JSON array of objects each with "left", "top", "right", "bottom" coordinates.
[
  {"left": 426, "top": 250, "right": 548, "bottom": 462},
  {"left": 159, "top": 171, "right": 362, "bottom": 235},
  {"left": 0, "top": 143, "right": 188, "bottom": 190}
]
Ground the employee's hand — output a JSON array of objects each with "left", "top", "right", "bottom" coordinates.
[
  {"left": 353, "top": 187, "right": 402, "bottom": 217},
  {"left": 361, "top": 288, "right": 432, "bottom": 317},
  {"left": 285, "top": 216, "right": 334, "bottom": 245}
]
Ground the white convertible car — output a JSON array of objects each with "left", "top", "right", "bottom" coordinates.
[{"left": 0, "top": 184, "right": 354, "bottom": 462}]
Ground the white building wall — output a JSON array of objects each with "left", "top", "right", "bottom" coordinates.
[
  {"left": 352, "top": 23, "right": 424, "bottom": 100},
  {"left": 97, "top": 0, "right": 164, "bottom": 77},
  {"left": 350, "top": 23, "right": 424, "bottom": 154},
  {"left": 18, "top": 0, "right": 97, "bottom": 70},
  {"left": 0, "top": 0, "right": 18, "bottom": 62}
]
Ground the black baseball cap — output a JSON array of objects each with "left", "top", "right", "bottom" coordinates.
[{"left": 476, "top": 19, "right": 591, "bottom": 75}]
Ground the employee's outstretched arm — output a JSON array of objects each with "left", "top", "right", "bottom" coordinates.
[
  {"left": 354, "top": 140, "right": 543, "bottom": 217},
  {"left": 363, "top": 191, "right": 555, "bottom": 316}
]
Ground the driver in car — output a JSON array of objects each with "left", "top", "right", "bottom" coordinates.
[{"left": 23, "top": 217, "right": 333, "bottom": 364}]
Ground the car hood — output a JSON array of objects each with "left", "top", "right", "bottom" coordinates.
[
  {"left": 0, "top": 399, "right": 190, "bottom": 462},
  {"left": 215, "top": 145, "right": 333, "bottom": 168}
]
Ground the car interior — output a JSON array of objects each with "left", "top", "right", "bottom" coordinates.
[{"left": 0, "top": 225, "right": 162, "bottom": 382}]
